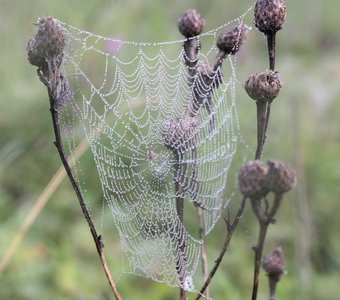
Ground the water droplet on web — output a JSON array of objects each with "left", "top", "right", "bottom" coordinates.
[{"left": 58, "top": 7, "right": 252, "bottom": 288}]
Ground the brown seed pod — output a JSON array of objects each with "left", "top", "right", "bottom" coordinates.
[
  {"left": 161, "top": 116, "right": 198, "bottom": 152},
  {"left": 178, "top": 9, "right": 205, "bottom": 38},
  {"left": 27, "top": 16, "right": 65, "bottom": 69},
  {"left": 254, "top": 0, "right": 286, "bottom": 35},
  {"left": 238, "top": 160, "right": 269, "bottom": 199},
  {"left": 244, "top": 71, "right": 281, "bottom": 103},
  {"left": 216, "top": 24, "right": 249, "bottom": 55},
  {"left": 262, "top": 247, "right": 285, "bottom": 278},
  {"left": 266, "top": 159, "right": 296, "bottom": 194}
]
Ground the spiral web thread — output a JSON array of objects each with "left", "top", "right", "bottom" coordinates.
[{"left": 58, "top": 11, "right": 249, "bottom": 291}]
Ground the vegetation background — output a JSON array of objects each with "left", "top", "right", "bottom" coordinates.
[{"left": 0, "top": 0, "right": 339, "bottom": 299}]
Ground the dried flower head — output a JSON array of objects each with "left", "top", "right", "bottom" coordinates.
[
  {"left": 254, "top": 0, "right": 286, "bottom": 35},
  {"left": 178, "top": 9, "right": 205, "bottom": 38},
  {"left": 27, "top": 16, "right": 65, "bottom": 69},
  {"left": 244, "top": 71, "right": 281, "bottom": 103},
  {"left": 216, "top": 24, "right": 249, "bottom": 55},
  {"left": 266, "top": 159, "right": 296, "bottom": 194},
  {"left": 262, "top": 247, "right": 285, "bottom": 278},
  {"left": 161, "top": 116, "right": 198, "bottom": 152},
  {"left": 238, "top": 160, "right": 268, "bottom": 199}
]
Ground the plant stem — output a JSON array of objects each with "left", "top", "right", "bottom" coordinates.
[
  {"left": 255, "top": 101, "right": 268, "bottom": 160},
  {"left": 267, "top": 33, "right": 276, "bottom": 71},
  {"left": 197, "top": 207, "right": 209, "bottom": 299},
  {"left": 173, "top": 151, "right": 187, "bottom": 300},
  {"left": 250, "top": 193, "right": 283, "bottom": 300},
  {"left": 268, "top": 275, "right": 279, "bottom": 300},
  {"left": 41, "top": 67, "right": 122, "bottom": 300},
  {"left": 251, "top": 221, "right": 268, "bottom": 300},
  {"left": 195, "top": 197, "right": 247, "bottom": 300}
]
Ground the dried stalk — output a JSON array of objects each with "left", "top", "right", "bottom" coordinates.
[
  {"left": 195, "top": 197, "right": 247, "bottom": 300},
  {"left": 173, "top": 151, "right": 187, "bottom": 300},
  {"left": 38, "top": 65, "right": 122, "bottom": 300},
  {"left": 197, "top": 207, "right": 209, "bottom": 299},
  {"left": 250, "top": 193, "right": 283, "bottom": 300}
]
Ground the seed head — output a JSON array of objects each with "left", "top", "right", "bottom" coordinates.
[
  {"left": 266, "top": 159, "right": 296, "bottom": 194},
  {"left": 161, "top": 116, "right": 198, "bottom": 152},
  {"left": 216, "top": 24, "right": 249, "bottom": 55},
  {"left": 178, "top": 9, "right": 205, "bottom": 38},
  {"left": 254, "top": 0, "right": 286, "bottom": 35},
  {"left": 27, "top": 16, "right": 65, "bottom": 69},
  {"left": 262, "top": 247, "right": 285, "bottom": 278},
  {"left": 238, "top": 160, "right": 268, "bottom": 199},
  {"left": 244, "top": 71, "right": 281, "bottom": 103}
]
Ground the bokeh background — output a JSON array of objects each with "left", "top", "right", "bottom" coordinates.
[{"left": 0, "top": 0, "right": 339, "bottom": 299}]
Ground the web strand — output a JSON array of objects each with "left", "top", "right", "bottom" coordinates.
[{"left": 58, "top": 10, "right": 250, "bottom": 291}]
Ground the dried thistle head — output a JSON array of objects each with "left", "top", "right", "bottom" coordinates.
[
  {"left": 27, "top": 16, "right": 65, "bottom": 69},
  {"left": 161, "top": 116, "right": 198, "bottom": 152},
  {"left": 266, "top": 159, "right": 296, "bottom": 194},
  {"left": 262, "top": 247, "right": 285, "bottom": 279},
  {"left": 244, "top": 71, "right": 281, "bottom": 103},
  {"left": 178, "top": 9, "right": 205, "bottom": 38},
  {"left": 238, "top": 160, "right": 268, "bottom": 199},
  {"left": 216, "top": 24, "right": 249, "bottom": 55},
  {"left": 254, "top": 0, "right": 286, "bottom": 35}
]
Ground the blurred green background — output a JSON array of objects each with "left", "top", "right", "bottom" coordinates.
[{"left": 0, "top": 0, "right": 339, "bottom": 299}]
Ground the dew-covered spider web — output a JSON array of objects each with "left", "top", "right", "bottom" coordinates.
[{"left": 57, "top": 8, "right": 251, "bottom": 292}]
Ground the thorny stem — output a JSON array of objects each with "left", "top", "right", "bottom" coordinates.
[
  {"left": 173, "top": 151, "right": 187, "bottom": 300},
  {"left": 195, "top": 197, "right": 247, "bottom": 300},
  {"left": 40, "top": 66, "right": 122, "bottom": 300}
]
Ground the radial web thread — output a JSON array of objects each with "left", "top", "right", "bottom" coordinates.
[{"left": 58, "top": 11, "right": 249, "bottom": 291}]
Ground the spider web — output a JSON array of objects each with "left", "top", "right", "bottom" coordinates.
[{"left": 57, "top": 10, "right": 250, "bottom": 291}]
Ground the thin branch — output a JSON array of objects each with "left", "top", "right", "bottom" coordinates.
[
  {"left": 255, "top": 101, "right": 268, "bottom": 160},
  {"left": 267, "top": 33, "right": 276, "bottom": 72},
  {"left": 251, "top": 221, "right": 268, "bottom": 300},
  {"left": 197, "top": 207, "right": 209, "bottom": 299},
  {"left": 173, "top": 151, "right": 187, "bottom": 300},
  {"left": 195, "top": 196, "right": 247, "bottom": 300},
  {"left": 41, "top": 65, "right": 122, "bottom": 300},
  {"left": 250, "top": 193, "right": 283, "bottom": 300}
]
